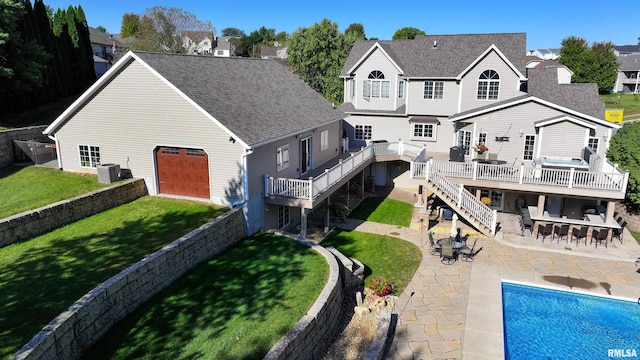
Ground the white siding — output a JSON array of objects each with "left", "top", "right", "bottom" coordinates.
[
  {"left": 54, "top": 59, "right": 245, "bottom": 205},
  {"left": 538, "top": 121, "right": 588, "bottom": 158},
  {"left": 460, "top": 51, "right": 524, "bottom": 112},
  {"left": 352, "top": 49, "right": 401, "bottom": 111},
  {"left": 406, "top": 79, "right": 459, "bottom": 116}
]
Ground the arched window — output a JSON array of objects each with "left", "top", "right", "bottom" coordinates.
[
  {"left": 477, "top": 70, "right": 500, "bottom": 100},
  {"left": 363, "top": 70, "right": 390, "bottom": 99}
]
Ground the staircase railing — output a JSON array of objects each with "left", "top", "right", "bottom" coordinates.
[{"left": 419, "top": 160, "right": 497, "bottom": 234}]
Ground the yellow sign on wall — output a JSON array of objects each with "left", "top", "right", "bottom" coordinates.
[{"left": 605, "top": 109, "right": 624, "bottom": 123}]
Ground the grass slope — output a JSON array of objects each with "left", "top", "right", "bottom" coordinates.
[{"left": 349, "top": 197, "right": 413, "bottom": 227}]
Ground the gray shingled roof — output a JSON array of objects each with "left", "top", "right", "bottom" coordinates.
[
  {"left": 89, "top": 27, "right": 124, "bottom": 47},
  {"left": 337, "top": 102, "right": 406, "bottom": 115},
  {"left": 618, "top": 54, "right": 640, "bottom": 71},
  {"left": 615, "top": 45, "right": 640, "bottom": 54},
  {"left": 341, "top": 33, "right": 527, "bottom": 78},
  {"left": 134, "top": 52, "right": 344, "bottom": 146},
  {"left": 526, "top": 68, "right": 604, "bottom": 118}
]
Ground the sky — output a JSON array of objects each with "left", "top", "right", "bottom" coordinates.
[{"left": 44, "top": 0, "right": 639, "bottom": 50}]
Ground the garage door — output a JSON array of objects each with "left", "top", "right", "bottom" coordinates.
[{"left": 156, "top": 147, "right": 210, "bottom": 198}]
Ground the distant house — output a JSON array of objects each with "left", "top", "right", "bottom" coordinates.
[
  {"left": 213, "top": 37, "right": 233, "bottom": 57},
  {"left": 613, "top": 54, "right": 640, "bottom": 93},
  {"left": 89, "top": 27, "right": 125, "bottom": 77},
  {"left": 261, "top": 43, "right": 288, "bottom": 60},
  {"left": 527, "top": 48, "right": 561, "bottom": 60},
  {"left": 43, "top": 52, "right": 346, "bottom": 236},
  {"left": 527, "top": 59, "right": 573, "bottom": 84},
  {"left": 182, "top": 31, "right": 215, "bottom": 55},
  {"left": 614, "top": 44, "right": 640, "bottom": 57}
]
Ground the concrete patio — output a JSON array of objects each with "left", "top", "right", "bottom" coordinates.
[{"left": 337, "top": 194, "right": 640, "bottom": 359}]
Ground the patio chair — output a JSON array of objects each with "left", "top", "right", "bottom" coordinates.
[
  {"left": 459, "top": 238, "right": 477, "bottom": 261},
  {"left": 462, "top": 247, "right": 483, "bottom": 262},
  {"left": 440, "top": 243, "right": 457, "bottom": 264},
  {"left": 442, "top": 209, "right": 453, "bottom": 221},
  {"left": 611, "top": 222, "right": 626, "bottom": 244},
  {"left": 553, "top": 224, "right": 570, "bottom": 244},
  {"left": 536, "top": 222, "right": 554, "bottom": 243},
  {"left": 428, "top": 232, "right": 441, "bottom": 256},
  {"left": 590, "top": 228, "right": 608, "bottom": 249},
  {"left": 571, "top": 226, "right": 589, "bottom": 246}
]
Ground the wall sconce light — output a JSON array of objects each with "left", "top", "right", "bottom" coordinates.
[
  {"left": 229, "top": 136, "right": 235, "bottom": 143},
  {"left": 519, "top": 129, "right": 524, "bottom": 137},
  {"left": 602, "top": 135, "right": 608, "bottom": 142}
]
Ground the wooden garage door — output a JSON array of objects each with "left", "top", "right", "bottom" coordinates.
[{"left": 156, "top": 147, "right": 210, "bottom": 198}]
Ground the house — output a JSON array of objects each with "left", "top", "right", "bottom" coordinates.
[
  {"left": 612, "top": 54, "right": 640, "bottom": 93},
  {"left": 182, "top": 31, "right": 215, "bottom": 55},
  {"left": 213, "top": 37, "right": 233, "bottom": 57},
  {"left": 614, "top": 44, "right": 640, "bottom": 57},
  {"left": 89, "top": 27, "right": 125, "bottom": 76},
  {"left": 43, "top": 51, "right": 347, "bottom": 236},
  {"left": 526, "top": 59, "right": 573, "bottom": 84},
  {"left": 339, "top": 33, "right": 627, "bottom": 235},
  {"left": 526, "top": 48, "right": 561, "bottom": 60},
  {"left": 261, "top": 43, "right": 288, "bottom": 60}
]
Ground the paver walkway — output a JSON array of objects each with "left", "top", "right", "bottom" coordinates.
[{"left": 338, "top": 206, "right": 640, "bottom": 359}]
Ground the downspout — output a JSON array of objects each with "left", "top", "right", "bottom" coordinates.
[{"left": 47, "top": 134, "right": 62, "bottom": 169}]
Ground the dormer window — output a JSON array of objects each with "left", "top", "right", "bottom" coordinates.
[
  {"left": 477, "top": 70, "right": 500, "bottom": 100},
  {"left": 363, "top": 70, "right": 390, "bottom": 100}
]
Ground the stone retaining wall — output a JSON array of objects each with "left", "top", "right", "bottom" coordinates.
[
  {"left": 13, "top": 208, "right": 246, "bottom": 360},
  {"left": 264, "top": 236, "right": 345, "bottom": 360},
  {"left": 614, "top": 202, "right": 640, "bottom": 232},
  {"left": 0, "top": 179, "right": 147, "bottom": 248},
  {"left": 0, "top": 126, "right": 49, "bottom": 168}
]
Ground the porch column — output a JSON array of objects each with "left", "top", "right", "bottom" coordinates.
[
  {"left": 537, "top": 195, "right": 546, "bottom": 217},
  {"left": 300, "top": 207, "right": 310, "bottom": 239},
  {"left": 325, "top": 196, "right": 331, "bottom": 233},
  {"left": 475, "top": 189, "right": 482, "bottom": 200},
  {"left": 605, "top": 201, "right": 615, "bottom": 224},
  {"left": 361, "top": 170, "right": 365, "bottom": 195}
]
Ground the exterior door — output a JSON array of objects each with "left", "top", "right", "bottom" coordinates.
[
  {"left": 155, "top": 147, "right": 210, "bottom": 198},
  {"left": 301, "top": 137, "right": 312, "bottom": 175}
]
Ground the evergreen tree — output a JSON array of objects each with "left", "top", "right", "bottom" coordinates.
[
  {"left": 34, "top": 0, "right": 64, "bottom": 98},
  {"left": 120, "top": 13, "right": 140, "bottom": 37},
  {"left": 74, "top": 5, "right": 96, "bottom": 86}
]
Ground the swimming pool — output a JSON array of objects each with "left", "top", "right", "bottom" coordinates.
[{"left": 502, "top": 281, "right": 640, "bottom": 359}]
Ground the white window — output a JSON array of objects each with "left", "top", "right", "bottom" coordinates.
[
  {"left": 355, "top": 125, "right": 372, "bottom": 140},
  {"left": 477, "top": 70, "right": 500, "bottom": 100},
  {"left": 78, "top": 145, "right": 101, "bottom": 168},
  {"left": 278, "top": 205, "right": 290, "bottom": 229},
  {"left": 478, "top": 132, "right": 487, "bottom": 146},
  {"left": 423, "top": 81, "right": 444, "bottom": 99},
  {"left": 276, "top": 144, "right": 289, "bottom": 171},
  {"left": 363, "top": 70, "right": 390, "bottom": 99},
  {"left": 588, "top": 137, "right": 599, "bottom": 153},
  {"left": 321, "top": 130, "right": 328, "bottom": 151},
  {"left": 216, "top": 50, "right": 224, "bottom": 56},
  {"left": 458, "top": 130, "right": 472, "bottom": 156},
  {"left": 411, "top": 123, "right": 436, "bottom": 141},
  {"left": 523, "top": 135, "right": 536, "bottom": 160},
  {"left": 398, "top": 80, "right": 405, "bottom": 98},
  {"left": 350, "top": 79, "right": 355, "bottom": 98}
]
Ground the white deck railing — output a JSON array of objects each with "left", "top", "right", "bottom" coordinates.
[
  {"left": 266, "top": 141, "right": 425, "bottom": 201},
  {"left": 412, "top": 160, "right": 628, "bottom": 193}
]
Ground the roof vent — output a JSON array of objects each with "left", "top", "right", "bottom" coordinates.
[{"left": 433, "top": 40, "right": 437, "bottom": 48}]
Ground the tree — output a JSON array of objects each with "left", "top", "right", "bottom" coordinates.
[
  {"left": 288, "top": 18, "right": 347, "bottom": 104},
  {"left": 120, "top": 13, "right": 140, "bottom": 37},
  {"left": 392, "top": 27, "right": 425, "bottom": 40},
  {"left": 607, "top": 122, "right": 640, "bottom": 206},
  {"left": 95, "top": 25, "right": 106, "bottom": 32},
  {"left": 345, "top": 23, "right": 366, "bottom": 40},
  {"left": 221, "top": 27, "right": 244, "bottom": 38},
  {"left": 129, "top": 6, "right": 215, "bottom": 53},
  {"left": 559, "top": 36, "right": 618, "bottom": 93}
]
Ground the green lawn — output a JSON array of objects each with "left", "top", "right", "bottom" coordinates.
[
  {"left": 601, "top": 93, "right": 640, "bottom": 117},
  {"left": 321, "top": 229, "right": 422, "bottom": 296},
  {"left": 0, "top": 197, "right": 227, "bottom": 359},
  {"left": 83, "top": 233, "right": 327, "bottom": 360},
  {"left": 0, "top": 165, "right": 110, "bottom": 219},
  {"left": 630, "top": 230, "right": 640, "bottom": 245},
  {"left": 349, "top": 196, "right": 414, "bottom": 227}
]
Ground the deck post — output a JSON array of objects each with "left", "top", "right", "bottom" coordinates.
[
  {"left": 308, "top": 177, "right": 314, "bottom": 201},
  {"left": 491, "top": 209, "right": 498, "bottom": 234},
  {"left": 398, "top": 139, "right": 404, "bottom": 155},
  {"left": 325, "top": 196, "right": 331, "bottom": 233},
  {"left": 605, "top": 201, "right": 615, "bottom": 224},
  {"left": 537, "top": 195, "right": 545, "bottom": 217},
  {"left": 457, "top": 184, "right": 463, "bottom": 207},
  {"left": 519, "top": 164, "right": 524, "bottom": 184},
  {"left": 325, "top": 169, "right": 330, "bottom": 190},
  {"left": 410, "top": 161, "right": 414, "bottom": 179},
  {"left": 472, "top": 161, "right": 478, "bottom": 180},
  {"left": 300, "top": 207, "right": 309, "bottom": 239},
  {"left": 568, "top": 168, "right": 575, "bottom": 188}
]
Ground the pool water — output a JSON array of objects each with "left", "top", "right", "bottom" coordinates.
[{"left": 502, "top": 282, "right": 640, "bottom": 359}]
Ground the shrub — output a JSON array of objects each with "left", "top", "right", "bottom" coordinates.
[{"left": 368, "top": 278, "right": 395, "bottom": 297}]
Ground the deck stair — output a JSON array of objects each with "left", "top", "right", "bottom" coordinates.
[{"left": 423, "top": 162, "right": 497, "bottom": 237}]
